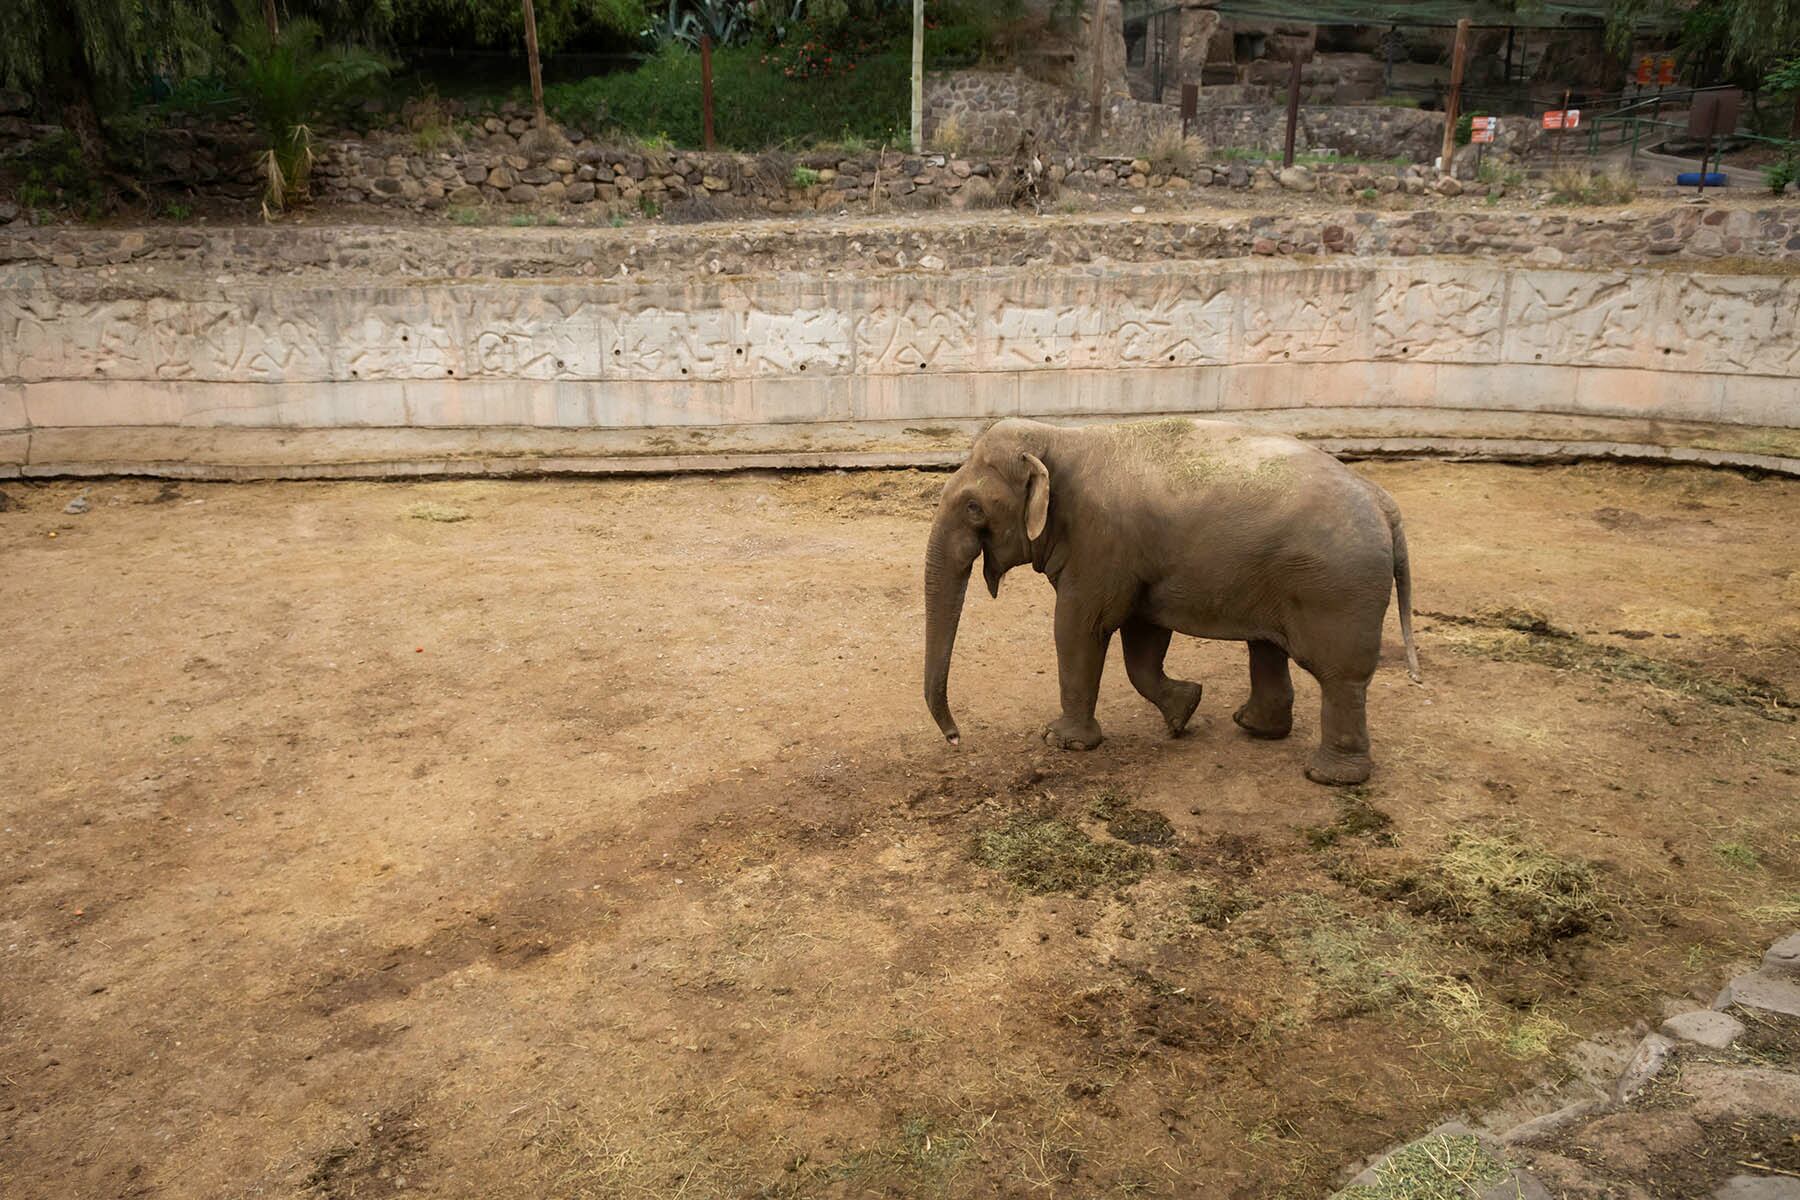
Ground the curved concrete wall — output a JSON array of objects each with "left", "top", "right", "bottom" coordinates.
[{"left": 3, "top": 260, "right": 1796, "bottom": 478}]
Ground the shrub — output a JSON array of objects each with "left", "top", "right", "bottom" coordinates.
[
  {"left": 933, "top": 111, "right": 968, "bottom": 155},
  {"left": 1146, "top": 127, "right": 1203, "bottom": 175},
  {"left": 227, "top": 6, "right": 389, "bottom": 211},
  {"left": 1765, "top": 155, "right": 1797, "bottom": 196},
  {"left": 546, "top": 40, "right": 906, "bottom": 149},
  {"left": 1546, "top": 164, "right": 1636, "bottom": 205}
]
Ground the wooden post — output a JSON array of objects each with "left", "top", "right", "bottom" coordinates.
[
  {"left": 911, "top": 0, "right": 924, "bottom": 153},
  {"left": 521, "top": 0, "right": 546, "bottom": 127},
  {"left": 262, "top": 0, "right": 279, "bottom": 36},
  {"left": 1282, "top": 56, "right": 1301, "bottom": 167},
  {"left": 1438, "top": 17, "right": 1470, "bottom": 177},
  {"left": 1088, "top": 0, "right": 1107, "bottom": 144},
  {"left": 701, "top": 35, "right": 716, "bottom": 151}
]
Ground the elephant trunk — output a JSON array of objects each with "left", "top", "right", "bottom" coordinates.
[{"left": 923, "top": 512, "right": 978, "bottom": 745}]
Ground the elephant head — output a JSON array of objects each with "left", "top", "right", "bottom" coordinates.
[{"left": 923, "top": 423, "right": 1052, "bottom": 745}]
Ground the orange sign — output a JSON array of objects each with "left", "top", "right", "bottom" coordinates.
[
  {"left": 1542, "top": 109, "right": 1581, "bottom": 130},
  {"left": 1636, "top": 55, "right": 1654, "bottom": 86},
  {"left": 1658, "top": 55, "right": 1677, "bottom": 86},
  {"left": 1470, "top": 116, "right": 1498, "bottom": 144}
]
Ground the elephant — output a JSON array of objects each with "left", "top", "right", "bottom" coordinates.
[{"left": 922, "top": 417, "right": 1420, "bottom": 785}]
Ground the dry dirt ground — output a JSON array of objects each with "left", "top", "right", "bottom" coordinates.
[{"left": 1, "top": 461, "right": 1796, "bottom": 1200}]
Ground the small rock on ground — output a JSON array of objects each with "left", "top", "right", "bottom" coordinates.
[
  {"left": 1715, "top": 971, "right": 1800, "bottom": 1018},
  {"left": 1661, "top": 1008, "right": 1746, "bottom": 1049},
  {"left": 63, "top": 496, "right": 90, "bottom": 515},
  {"left": 1765, "top": 933, "right": 1800, "bottom": 975},
  {"left": 1614, "top": 1032, "right": 1676, "bottom": 1103}
]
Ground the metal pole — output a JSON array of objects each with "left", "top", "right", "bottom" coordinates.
[
  {"left": 1439, "top": 17, "right": 1469, "bottom": 177},
  {"left": 1088, "top": 0, "right": 1107, "bottom": 144},
  {"left": 1282, "top": 55, "right": 1301, "bottom": 168},
  {"left": 701, "top": 35, "right": 715, "bottom": 151},
  {"left": 521, "top": 0, "right": 546, "bottom": 126},
  {"left": 910, "top": 0, "right": 923, "bottom": 153}
]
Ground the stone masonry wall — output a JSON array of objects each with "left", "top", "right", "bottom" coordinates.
[
  {"left": 920, "top": 69, "right": 1500, "bottom": 162},
  {"left": 5, "top": 206, "right": 1795, "bottom": 279}
]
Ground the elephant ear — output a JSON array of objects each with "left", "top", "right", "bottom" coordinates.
[{"left": 1022, "top": 453, "right": 1050, "bottom": 541}]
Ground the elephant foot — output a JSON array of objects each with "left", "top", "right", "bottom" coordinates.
[
  {"left": 1160, "top": 681, "right": 1203, "bottom": 737},
  {"left": 1232, "top": 702, "right": 1292, "bottom": 741},
  {"left": 1042, "top": 716, "right": 1104, "bottom": 751},
  {"left": 1304, "top": 747, "right": 1372, "bottom": 787}
]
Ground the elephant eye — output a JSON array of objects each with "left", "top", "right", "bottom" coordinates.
[{"left": 964, "top": 499, "right": 985, "bottom": 526}]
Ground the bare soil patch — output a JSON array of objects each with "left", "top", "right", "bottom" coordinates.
[{"left": 1, "top": 461, "right": 1796, "bottom": 1198}]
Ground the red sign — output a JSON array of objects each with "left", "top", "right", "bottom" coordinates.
[
  {"left": 1658, "top": 55, "right": 1677, "bottom": 86},
  {"left": 1636, "top": 55, "right": 1654, "bottom": 86},
  {"left": 1470, "top": 116, "right": 1498, "bottom": 144},
  {"left": 1542, "top": 109, "right": 1581, "bottom": 131}
]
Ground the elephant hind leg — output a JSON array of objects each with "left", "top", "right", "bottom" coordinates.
[
  {"left": 1305, "top": 674, "right": 1373, "bottom": 786},
  {"left": 1121, "top": 619, "right": 1203, "bottom": 737},
  {"left": 1233, "top": 639, "right": 1295, "bottom": 740}
]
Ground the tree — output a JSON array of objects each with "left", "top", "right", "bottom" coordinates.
[
  {"left": 1, "top": 0, "right": 218, "bottom": 175},
  {"left": 1607, "top": 0, "right": 1800, "bottom": 73}
]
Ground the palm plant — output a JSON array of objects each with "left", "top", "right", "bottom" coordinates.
[{"left": 226, "top": 6, "right": 388, "bottom": 211}]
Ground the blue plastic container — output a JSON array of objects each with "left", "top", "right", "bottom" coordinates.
[{"left": 1675, "top": 172, "right": 1729, "bottom": 187}]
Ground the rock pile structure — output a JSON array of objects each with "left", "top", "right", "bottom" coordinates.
[{"left": 1333, "top": 932, "right": 1800, "bottom": 1200}]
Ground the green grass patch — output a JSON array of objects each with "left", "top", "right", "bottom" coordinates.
[
  {"left": 973, "top": 813, "right": 1151, "bottom": 895},
  {"left": 1327, "top": 827, "right": 1607, "bottom": 954},
  {"left": 1715, "top": 841, "right": 1762, "bottom": 870},
  {"left": 1338, "top": 1133, "right": 1511, "bottom": 1200},
  {"left": 1304, "top": 791, "right": 1394, "bottom": 849},
  {"left": 1426, "top": 832, "right": 1604, "bottom": 951},
  {"left": 1428, "top": 607, "right": 1793, "bottom": 721},
  {"left": 1273, "top": 897, "right": 1494, "bottom": 1033},
  {"left": 1088, "top": 789, "right": 1175, "bottom": 847},
  {"left": 1179, "top": 882, "right": 1256, "bottom": 930}
]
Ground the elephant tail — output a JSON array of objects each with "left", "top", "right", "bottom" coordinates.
[{"left": 1391, "top": 518, "right": 1421, "bottom": 683}]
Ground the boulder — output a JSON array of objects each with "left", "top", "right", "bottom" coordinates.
[
  {"left": 446, "top": 185, "right": 483, "bottom": 207},
  {"left": 1278, "top": 165, "right": 1316, "bottom": 191},
  {"left": 1660, "top": 1009, "right": 1745, "bottom": 1050}
]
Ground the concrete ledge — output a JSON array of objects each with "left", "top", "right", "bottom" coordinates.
[{"left": 16, "top": 410, "right": 1799, "bottom": 480}]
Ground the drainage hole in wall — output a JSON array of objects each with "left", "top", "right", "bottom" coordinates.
[
  {"left": 613, "top": 348, "right": 621, "bottom": 356},
  {"left": 680, "top": 367, "right": 688, "bottom": 375},
  {"left": 918, "top": 362, "right": 927, "bottom": 370},
  {"left": 1534, "top": 353, "right": 1542, "bottom": 361},
  {"left": 799, "top": 363, "right": 807, "bottom": 371},
  {"left": 446, "top": 368, "right": 454, "bottom": 376},
  {"left": 735, "top": 347, "right": 744, "bottom": 355},
  {"left": 1167, "top": 354, "right": 1175, "bottom": 362},
  {"left": 555, "top": 359, "right": 565, "bottom": 369},
  {"left": 401, "top": 334, "right": 409, "bottom": 342}
]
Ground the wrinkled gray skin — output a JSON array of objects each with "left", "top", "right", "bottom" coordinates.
[{"left": 922, "top": 417, "right": 1420, "bottom": 785}]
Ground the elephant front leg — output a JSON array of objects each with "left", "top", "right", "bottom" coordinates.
[
  {"left": 1233, "top": 639, "right": 1294, "bottom": 740},
  {"left": 1306, "top": 675, "right": 1373, "bottom": 786},
  {"left": 1043, "top": 599, "right": 1110, "bottom": 750},
  {"left": 1121, "top": 619, "right": 1202, "bottom": 737}
]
